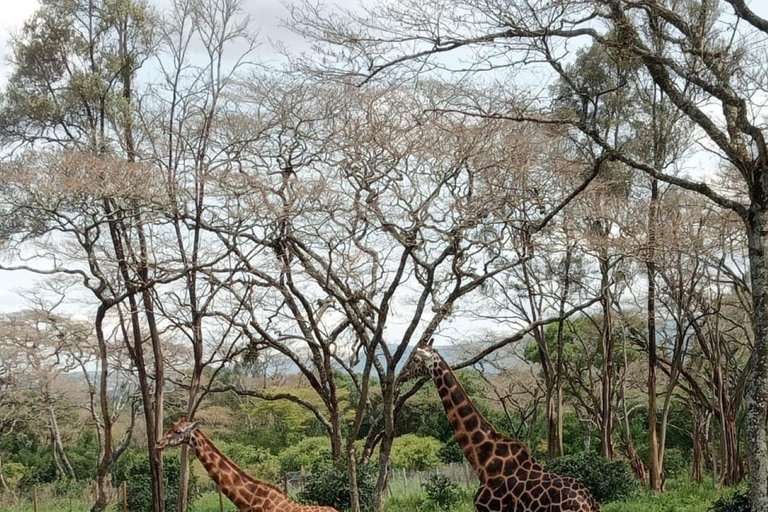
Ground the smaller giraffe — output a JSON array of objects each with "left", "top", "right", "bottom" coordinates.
[
  {"left": 156, "top": 418, "right": 337, "bottom": 512},
  {"left": 399, "top": 339, "right": 601, "bottom": 512}
]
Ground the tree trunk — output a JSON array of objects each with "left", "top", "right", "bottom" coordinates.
[
  {"left": 621, "top": 332, "right": 645, "bottom": 485},
  {"left": 91, "top": 307, "right": 114, "bottom": 512},
  {"left": 347, "top": 444, "right": 361, "bottom": 512},
  {"left": 746, "top": 206, "right": 768, "bottom": 511},
  {"left": 721, "top": 413, "right": 742, "bottom": 486},
  {"left": 555, "top": 245, "right": 572, "bottom": 458},
  {"left": 647, "top": 178, "right": 662, "bottom": 491},
  {"left": 49, "top": 407, "right": 76, "bottom": 481},
  {"left": 691, "top": 409, "right": 704, "bottom": 484},
  {"left": 546, "top": 385, "right": 558, "bottom": 459},
  {"left": 599, "top": 251, "right": 614, "bottom": 459},
  {"left": 372, "top": 432, "right": 394, "bottom": 511},
  {"left": 0, "top": 451, "right": 10, "bottom": 492}
]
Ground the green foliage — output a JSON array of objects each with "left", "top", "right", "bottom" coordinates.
[
  {"left": 2, "top": 462, "right": 28, "bottom": 487},
  {"left": 49, "top": 478, "right": 88, "bottom": 498},
  {"left": 560, "top": 413, "right": 600, "bottom": 455},
  {"left": 437, "top": 437, "right": 465, "bottom": 464},
  {"left": 422, "top": 474, "right": 467, "bottom": 510},
  {"left": 711, "top": 487, "right": 751, "bottom": 512},
  {"left": 297, "top": 462, "right": 377, "bottom": 511},
  {"left": 217, "top": 441, "right": 281, "bottom": 483},
  {"left": 662, "top": 448, "right": 690, "bottom": 479},
  {"left": 390, "top": 435, "right": 442, "bottom": 471},
  {"left": 278, "top": 436, "right": 333, "bottom": 473},
  {"left": 380, "top": 493, "right": 433, "bottom": 512},
  {"left": 601, "top": 477, "right": 722, "bottom": 512},
  {"left": 66, "top": 430, "right": 100, "bottom": 481},
  {"left": 546, "top": 451, "right": 638, "bottom": 503},
  {"left": 114, "top": 450, "right": 198, "bottom": 512}
]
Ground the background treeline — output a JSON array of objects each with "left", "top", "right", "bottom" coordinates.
[{"left": 0, "top": 0, "right": 766, "bottom": 511}]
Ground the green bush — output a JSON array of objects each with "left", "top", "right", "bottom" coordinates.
[
  {"left": 546, "top": 452, "right": 638, "bottom": 503},
  {"left": 390, "top": 435, "right": 442, "bottom": 471},
  {"left": 114, "top": 450, "right": 198, "bottom": 512},
  {"left": 67, "top": 429, "right": 100, "bottom": 481},
  {"left": 422, "top": 474, "right": 466, "bottom": 510},
  {"left": 438, "top": 438, "right": 465, "bottom": 464},
  {"left": 278, "top": 437, "right": 333, "bottom": 473},
  {"left": 297, "top": 462, "right": 377, "bottom": 511},
  {"left": 2, "top": 462, "right": 28, "bottom": 487},
  {"left": 217, "top": 442, "right": 281, "bottom": 483},
  {"left": 711, "top": 486, "right": 751, "bottom": 512}
]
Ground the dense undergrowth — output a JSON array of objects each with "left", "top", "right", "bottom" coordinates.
[{"left": 0, "top": 476, "right": 739, "bottom": 512}]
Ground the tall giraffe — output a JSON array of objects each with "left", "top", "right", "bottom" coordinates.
[
  {"left": 398, "top": 340, "right": 601, "bottom": 512},
  {"left": 156, "top": 418, "right": 337, "bottom": 512}
]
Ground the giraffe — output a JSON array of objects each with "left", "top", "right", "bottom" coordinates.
[
  {"left": 398, "top": 340, "right": 601, "bottom": 512},
  {"left": 156, "top": 418, "right": 337, "bottom": 512}
]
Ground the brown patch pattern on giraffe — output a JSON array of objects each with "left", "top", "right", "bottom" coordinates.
[
  {"left": 399, "top": 341, "right": 601, "bottom": 512},
  {"left": 157, "top": 418, "right": 338, "bottom": 512}
]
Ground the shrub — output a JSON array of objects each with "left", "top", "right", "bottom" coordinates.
[
  {"left": 390, "top": 435, "right": 442, "bottom": 471},
  {"left": 298, "top": 462, "right": 377, "bottom": 511},
  {"left": 711, "top": 486, "right": 751, "bottom": 512},
  {"left": 217, "top": 442, "right": 281, "bottom": 482},
  {"left": 422, "top": 474, "right": 466, "bottom": 510},
  {"left": 545, "top": 452, "right": 638, "bottom": 503},
  {"left": 278, "top": 437, "right": 333, "bottom": 473},
  {"left": 67, "top": 429, "right": 100, "bottom": 481},
  {"left": 438, "top": 438, "right": 465, "bottom": 464},
  {"left": 2, "top": 462, "right": 27, "bottom": 488},
  {"left": 114, "top": 450, "right": 198, "bottom": 512}
]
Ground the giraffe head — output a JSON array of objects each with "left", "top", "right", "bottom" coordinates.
[
  {"left": 155, "top": 417, "right": 200, "bottom": 451},
  {"left": 398, "top": 338, "right": 438, "bottom": 383}
]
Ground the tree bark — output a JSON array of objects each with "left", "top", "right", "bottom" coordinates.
[
  {"left": 598, "top": 249, "right": 614, "bottom": 459},
  {"left": 555, "top": 244, "right": 573, "bottom": 458},
  {"left": 647, "top": 178, "right": 662, "bottom": 491},
  {"left": 746, "top": 205, "right": 768, "bottom": 510}
]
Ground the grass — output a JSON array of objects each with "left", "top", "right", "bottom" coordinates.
[
  {"left": 382, "top": 477, "right": 730, "bottom": 512},
  {"left": 602, "top": 478, "right": 723, "bottom": 512},
  {"left": 0, "top": 477, "right": 734, "bottom": 512}
]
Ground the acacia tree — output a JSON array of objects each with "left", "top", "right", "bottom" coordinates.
[
  {"left": 197, "top": 77, "right": 602, "bottom": 511},
  {"left": 135, "top": 0, "right": 258, "bottom": 508},
  {"left": 289, "top": 0, "right": 768, "bottom": 506},
  {"left": 0, "top": 0, "right": 170, "bottom": 508}
]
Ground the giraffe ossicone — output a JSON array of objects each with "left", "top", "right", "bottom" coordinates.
[
  {"left": 399, "top": 342, "right": 602, "bottom": 512},
  {"left": 157, "top": 418, "right": 338, "bottom": 512}
]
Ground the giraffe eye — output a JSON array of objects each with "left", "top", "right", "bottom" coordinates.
[{"left": 174, "top": 429, "right": 182, "bottom": 434}]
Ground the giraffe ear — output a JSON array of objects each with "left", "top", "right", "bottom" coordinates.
[{"left": 189, "top": 421, "right": 201, "bottom": 432}]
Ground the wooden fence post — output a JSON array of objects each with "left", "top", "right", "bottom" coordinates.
[
  {"left": 282, "top": 473, "right": 289, "bottom": 494},
  {"left": 33, "top": 485, "right": 38, "bottom": 512},
  {"left": 218, "top": 486, "right": 224, "bottom": 512},
  {"left": 122, "top": 481, "right": 128, "bottom": 512}
]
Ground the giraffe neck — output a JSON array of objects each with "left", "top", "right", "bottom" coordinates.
[
  {"left": 190, "top": 430, "right": 284, "bottom": 511},
  {"left": 431, "top": 356, "right": 527, "bottom": 476}
]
